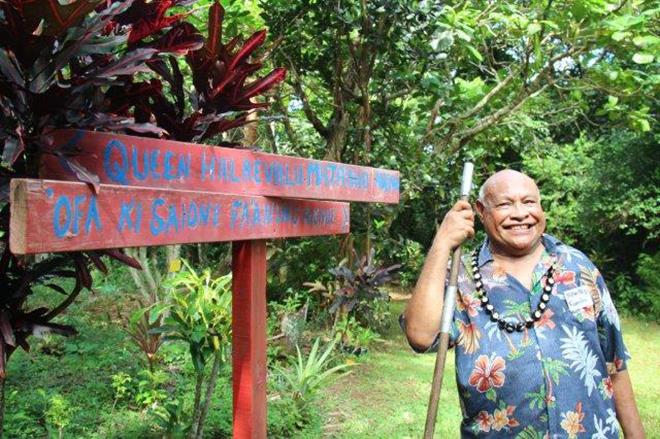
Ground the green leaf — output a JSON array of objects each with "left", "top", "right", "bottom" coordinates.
[
  {"left": 465, "top": 44, "right": 483, "bottom": 62},
  {"left": 455, "top": 77, "right": 486, "bottom": 100},
  {"left": 633, "top": 35, "right": 660, "bottom": 48},
  {"left": 632, "top": 53, "right": 655, "bottom": 64},
  {"left": 527, "top": 22, "right": 541, "bottom": 36},
  {"left": 611, "top": 31, "right": 630, "bottom": 42},
  {"left": 454, "top": 29, "right": 472, "bottom": 43},
  {"left": 631, "top": 117, "right": 651, "bottom": 132},
  {"left": 149, "top": 303, "right": 170, "bottom": 325},
  {"left": 485, "top": 388, "right": 497, "bottom": 401},
  {"left": 539, "top": 20, "right": 559, "bottom": 30}
]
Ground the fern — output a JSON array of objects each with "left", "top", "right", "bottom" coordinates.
[
  {"left": 560, "top": 325, "right": 602, "bottom": 396},
  {"left": 592, "top": 415, "right": 610, "bottom": 439}
]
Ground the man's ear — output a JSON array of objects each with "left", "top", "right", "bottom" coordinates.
[{"left": 475, "top": 200, "right": 485, "bottom": 221}]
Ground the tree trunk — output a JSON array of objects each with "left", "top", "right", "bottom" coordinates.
[
  {"left": 195, "top": 352, "right": 222, "bottom": 439},
  {"left": 324, "top": 110, "right": 349, "bottom": 161},
  {"left": 243, "top": 112, "right": 258, "bottom": 147},
  {"left": 188, "top": 372, "right": 204, "bottom": 439},
  {"left": 266, "top": 121, "right": 279, "bottom": 154},
  {"left": 273, "top": 89, "right": 297, "bottom": 148},
  {"left": 165, "top": 245, "right": 181, "bottom": 272},
  {"left": 126, "top": 245, "right": 181, "bottom": 302}
]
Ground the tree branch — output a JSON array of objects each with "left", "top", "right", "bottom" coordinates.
[
  {"left": 273, "top": 88, "right": 298, "bottom": 147},
  {"left": 283, "top": 54, "right": 329, "bottom": 138},
  {"left": 445, "top": 82, "right": 550, "bottom": 154},
  {"left": 423, "top": 98, "right": 444, "bottom": 141},
  {"left": 464, "top": 68, "right": 519, "bottom": 120}
]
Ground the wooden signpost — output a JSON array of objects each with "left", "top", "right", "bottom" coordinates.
[
  {"left": 10, "top": 179, "right": 350, "bottom": 254},
  {"left": 41, "top": 129, "right": 400, "bottom": 203},
  {"left": 10, "top": 129, "right": 400, "bottom": 438}
]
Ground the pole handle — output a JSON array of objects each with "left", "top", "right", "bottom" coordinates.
[{"left": 423, "top": 162, "right": 473, "bottom": 438}]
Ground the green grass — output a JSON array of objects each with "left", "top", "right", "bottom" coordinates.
[{"left": 312, "top": 301, "right": 660, "bottom": 438}]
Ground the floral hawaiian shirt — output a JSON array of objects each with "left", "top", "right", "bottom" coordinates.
[{"left": 404, "top": 234, "right": 629, "bottom": 438}]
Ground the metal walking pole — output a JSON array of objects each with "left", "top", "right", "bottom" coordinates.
[{"left": 423, "top": 162, "right": 474, "bottom": 439}]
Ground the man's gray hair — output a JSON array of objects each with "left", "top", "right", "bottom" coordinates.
[{"left": 477, "top": 182, "right": 487, "bottom": 205}]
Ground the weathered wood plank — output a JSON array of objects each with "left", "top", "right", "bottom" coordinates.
[
  {"left": 9, "top": 179, "right": 350, "bottom": 255},
  {"left": 232, "top": 240, "right": 267, "bottom": 439},
  {"left": 40, "top": 129, "right": 400, "bottom": 203}
]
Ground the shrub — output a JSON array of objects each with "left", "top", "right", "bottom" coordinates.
[
  {"left": 329, "top": 248, "right": 400, "bottom": 329},
  {"left": 272, "top": 337, "right": 351, "bottom": 408}
]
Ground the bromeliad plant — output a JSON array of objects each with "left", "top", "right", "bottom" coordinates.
[
  {"left": 155, "top": 260, "right": 232, "bottom": 439},
  {"left": 272, "top": 337, "right": 351, "bottom": 409}
]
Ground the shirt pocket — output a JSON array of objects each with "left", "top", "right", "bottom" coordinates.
[{"left": 557, "top": 285, "right": 598, "bottom": 329}]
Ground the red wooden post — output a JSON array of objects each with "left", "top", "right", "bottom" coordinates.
[{"left": 232, "top": 240, "right": 267, "bottom": 438}]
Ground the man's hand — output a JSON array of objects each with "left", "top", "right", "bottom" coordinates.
[
  {"left": 434, "top": 200, "right": 475, "bottom": 251},
  {"left": 403, "top": 200, "right": 475, "bottom": 351}
]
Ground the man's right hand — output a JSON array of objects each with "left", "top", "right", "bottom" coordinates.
[
  {"left": 404, "top": 200, "right": 475, "bottom": 350},
  {"left": 434, "top": 200, "right": 475, "bottom": 251}
]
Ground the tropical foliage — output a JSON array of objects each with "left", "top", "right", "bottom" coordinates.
[
  {"left": 156, "top": 260, "right": 232, "bottom": 439},
  {"left": 273, "top": 336, "right": 351, "bottom": 408}
]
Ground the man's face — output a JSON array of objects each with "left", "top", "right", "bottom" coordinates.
[{"left": 476, "top": 173, "right": 546, "bottom": 257}]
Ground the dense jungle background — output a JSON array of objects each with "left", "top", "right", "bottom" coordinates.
[{"left": 0, "top": 0, "right": 657, "bottom": 437}]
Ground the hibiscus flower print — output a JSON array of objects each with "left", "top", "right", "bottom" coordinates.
[
  {"left": 560, "top": 402, "right": 586, "bottom": 438},
  {"left": 580, "top": 304, "right": 596, "bottom": 321},
  {"left": 600, "top": 377, "right": 614, "bottom": 399},
  {"left": 468, "top": 354, "right": 506, "bottom": 393},
  {"left": 534, "top": 308, "right": 556, "bottom": 330},
  {"left": 457, "top": 293, "right": 480, "bottom": 317},
  {"left": 457, "top": 321, "right": 481, "bottom": 354},
  {"left": 607, "top": 356, "right": 625, "bottom": 375},
  {"left": 476, "top": 410, "right": 492, "bottom": 432},
  {"left": 554, "top": 269, "right": 576, "bottom": 286},
  {"left": 491, "top": 405, "right": 520, "bottom": 431}
]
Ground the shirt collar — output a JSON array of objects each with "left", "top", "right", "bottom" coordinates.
[{"left": 476, "top": 233, "right": 562, "bottom": 267}]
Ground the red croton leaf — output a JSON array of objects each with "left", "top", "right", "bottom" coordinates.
[
  {"left": 236, "top": 67, "right": 287, "bottom": 102},
  {"left": 227, "top": 30, "right": 266, "bottom": 71},
  {"left": 22, "top": 0, "right": 106, "bottom": 37},
  {"left": 90, "top": 47, "right": 158, "bottom": 78},
  {"left": 205, "top": 1, "right": 224, "bottom": 61},
  {"left": 0, "top": 311, "right": 16, "bottom": 347},
  {"left": 102, "top": 249, "right": 142, "bottom": 270},
  {"left": 155, "top": 22, "right": 204, "bottom": 55},
  {"left": 59, "top": 156, "right": 101, "bottom": 194},
  {"left": 125, "top": 0, "right": 186, "bottom": 44}
]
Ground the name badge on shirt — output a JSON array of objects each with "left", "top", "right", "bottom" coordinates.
[{"left": 564, "top": 286, "right": 593, "bottom": 312}]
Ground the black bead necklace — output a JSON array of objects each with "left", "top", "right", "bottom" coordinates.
[{"left": 471, "top": 251, "right": 556, "bottom": 333}]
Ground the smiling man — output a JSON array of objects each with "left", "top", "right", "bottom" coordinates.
[{"left": 403, "top": 170, "right": 645, "bottom": 438}]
